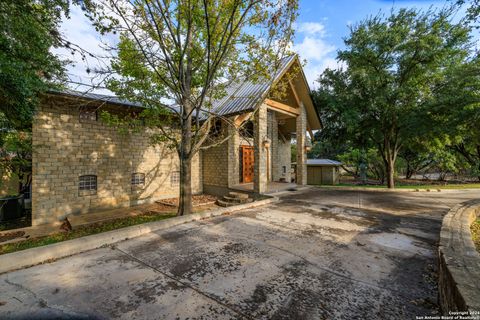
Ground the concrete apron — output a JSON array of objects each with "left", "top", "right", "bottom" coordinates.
[{"left": 0, "top": 197, "right": 278, "bottom": 274}]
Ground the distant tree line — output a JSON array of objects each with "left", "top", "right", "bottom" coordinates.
[{"left": 311, "top": 4, "right": 480, "bottom": 187}]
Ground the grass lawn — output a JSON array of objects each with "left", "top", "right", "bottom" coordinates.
[
  {"left": 0, "top": 211, "right": 176, "bottom": 255},
  {"left": 471, "top": 219, "right": 480, "bottom": 253},
  {"left": 320, "top": 183, "right": 480, "bottom": 190}
]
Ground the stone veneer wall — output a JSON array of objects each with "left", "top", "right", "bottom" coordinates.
[
  {"left": 269, "top": 111, "right": 291, "bottom": 183},
  {"left": 202, "top": 142, "right": 229, "bottom": 190},
  {"left": 202, "top": 119, "right": 249, "bottom": 193},
  {"left": 438, "top": 199, "right": 480, "bottom": 314},
  {"left": 32, "top": 96, "right": 202, "bottom": 225}
]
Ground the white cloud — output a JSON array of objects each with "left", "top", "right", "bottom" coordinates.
[
  {"left": 53, "top": 6, "right": 117, "bottom": 94},
  {"left": 293, "top": 36, "right": 335, "bottom": 62},
  {"left": 56, "top": 10, "right": 341, "bottom": 93},
  {"left": 296, "top": 22, "right": 326, "bottom": 36},
  {"left": 293, "top": 21, "right": 340, "bottom": 88}
]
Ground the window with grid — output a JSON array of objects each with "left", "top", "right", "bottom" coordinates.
[
  {"left": 131, "top": 172, "right": 145, "bottom": 187},
  {"left": 170, "top": 171, "right": 180, "bottom": 187},
  {"left": 79, "top": 109, "right": 97, "bottom": 122},
  {"left": 79, "top": 175, "right": 97, "bottom": 195}
]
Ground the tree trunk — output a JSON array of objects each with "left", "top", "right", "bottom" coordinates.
[
  {"left": 17, "top": 173, "right": 24, "bottom": 196},
  {"left": 405, "top": 163, "right": 413, "bottom": 179},
  {"left": 178, "top": 151, "right": 192, "bottom": 216},
  {"left": 386, "top": 159, "right": 395, "bottom": 188},
  {"left": 381, "top": 146, "right": 396, "bottom": 189},
  {"left": 177, "top": 107, "right": 193, "bottom": 216}
]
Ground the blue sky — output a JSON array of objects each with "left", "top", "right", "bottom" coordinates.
[
  {"left": 57, "top": 0, "right": 462, "bottom": 93},
  {"left": 293, "top": 0, "right": 460, "bottom": 87}
]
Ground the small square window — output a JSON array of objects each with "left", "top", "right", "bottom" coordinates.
[
  {"left": 171, "top": 171, "right": 180, "bottom": 187},
  {"left": 79, "top": 109, "right": 97, "bottom": 122},
  {"left": 131, "top": 172, "right": 145, "bottom": 187},
  {"left": 79, "top": 175, "right": 97, "bottom": 196}
]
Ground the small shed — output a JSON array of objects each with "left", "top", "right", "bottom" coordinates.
[{"left": 306, "top": 159, "right": 341, "bottom": 185}]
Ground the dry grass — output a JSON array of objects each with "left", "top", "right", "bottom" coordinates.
[
  {"left": 471, "top": 219, "right": 480, "bottom": 253},
  {"left": 0, "top": 211, "right": 176, "bottom": 255}
]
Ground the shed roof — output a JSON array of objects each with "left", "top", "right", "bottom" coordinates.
[{"left": 306, "top": 159, "right": 342, "bottom": 166}]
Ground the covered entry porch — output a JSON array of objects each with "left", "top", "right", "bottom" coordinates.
[
  {"left": 228, "top": 100, "right": 308, "bottom": 195},
  {"left": 201, "top": 55, "right": 321, "bottom": 196}
]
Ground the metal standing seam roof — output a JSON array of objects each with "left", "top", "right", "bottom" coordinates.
[
  {"left": 52, "top": 54, "right": 298, "bottom": 118},
  {"left": 209, "top": 54, "right": 297, "bottom": 116},
  {"left": 55, "top": 89, "right": 143, "bottom": 108},
  {"left": 306, "top": 159, "right": 342, "bottom": 166}
]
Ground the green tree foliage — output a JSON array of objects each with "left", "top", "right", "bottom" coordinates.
[
  {"left": 83, "top": 0, "right": 298, "bottom": 215},
  {"left": 0, "top": 130, "right": 32, "bottom": 195},
  {"left": 0, "top": 0, "right": 73, "bottom": 198},
  {"left": 456, "top": 0, "right": 480, "bottom": 25},
  {"left": 427, "top": 55, "right": 480, "bottom": 179},
  {"left": 315, "top": 8, "right": 472, "bottom": 188},
  {"left": 0, "top": 0, "right": 68, "bottom": 130}
]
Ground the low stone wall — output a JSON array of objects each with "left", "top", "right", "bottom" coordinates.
[{"left": 438, "top": 199, "right": 480, "bottom": 314}]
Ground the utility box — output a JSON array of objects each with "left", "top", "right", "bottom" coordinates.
[{"left": 306, "top": 159, "right": 341, "bottom": 185}]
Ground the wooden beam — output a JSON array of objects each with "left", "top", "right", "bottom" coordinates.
[
  {"left": 290, "top": 78, "right": 314, "bottom": 134},
  {"left": 288, "top": 79, "right": 301, "bottom": 109},
  {"left": 264, "top": 98, "right": 299, "bottom": 116},
  {"left": 278, "top": 130, "right": 287, "bottom": 143},
  {"left": 307, "top": 125, "right": 315, "bottom": 142},
  {"left": 234, "top": 112, "right": 252, "bottom": 127}
]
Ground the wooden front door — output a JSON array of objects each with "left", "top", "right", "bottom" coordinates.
[{"left": 242, "top": 146, "right": 254, "bottom": 183}]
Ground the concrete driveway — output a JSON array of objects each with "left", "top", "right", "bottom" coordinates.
[{"left": 0, "top": 188, "right": 478, "bottom": 320}]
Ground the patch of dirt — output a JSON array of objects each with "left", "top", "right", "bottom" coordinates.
[
  {"left": 0, "top": 231, "right": 25, "bottom": 243},
  {"left": 155, "top": 194, "right": 218, "bottom": 207}
]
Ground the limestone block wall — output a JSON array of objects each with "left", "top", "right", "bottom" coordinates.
[
  {"left": 32, "top": 96, "right": 202, "bottom": 225},
  {"left": 296, "top": 103, "right": 307, "bottom": 185},
  {"left": 254, "top": 104, "right": 268, "bottom": 193},
  {"left": 276, "top": 139, "right": 291, "bottom": 182},
  {"left": 269, "top": 111, "right": 291, "bottom": 183},
  {"left": 202, "top": 142, "right": 228, "bottom": 189}
]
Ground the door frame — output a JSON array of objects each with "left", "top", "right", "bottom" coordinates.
[{"left": 241, "top": 145, "right": 254, "bottom": 183}]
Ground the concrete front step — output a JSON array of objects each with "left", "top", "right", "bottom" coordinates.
[
  {"left": 228, "top": 192, "right": 249, "bottom": 199},
  {"left": 223, "top": 196, "right": 251, "bottom": 204},
  {"left": 216, "top": 198, "right": 253, "bottom": 207}
]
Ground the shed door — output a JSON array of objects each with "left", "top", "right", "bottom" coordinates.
[
  {"left": 307, "top": 166, "right": 322, "bottom": 185},
  {"left": 242, "top": 146, "right": 254, "bottom": 183}
]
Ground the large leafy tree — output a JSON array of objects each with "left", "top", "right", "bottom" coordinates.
[
  {"left": 316, "top": 8, "right": 471, "bottom": 188},
  {"left": 0, "top": 0, "right": 69, "bottom": 130},
  {"left": 84, "top": 0, "right": 298, "bottom": 215},
  {"left": 0, "top": 0, "right": 73, "bottom": 196},
  {"left": 428, "top": 56, "right": 480, "bottom": 180}
]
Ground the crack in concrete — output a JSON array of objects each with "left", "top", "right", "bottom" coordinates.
[
  {"left": 4, "top": 279, "right": 76, "bottom": 316},
  {"left": 4, "top": 279, "right": 38, "bottom": 300},
  {"left": 113, "top": 246, "right": 253, "bottom": 320}
]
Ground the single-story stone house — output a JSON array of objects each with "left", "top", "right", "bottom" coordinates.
[{"left": 32, "top": 55, "right": 321, "bottom": 225}]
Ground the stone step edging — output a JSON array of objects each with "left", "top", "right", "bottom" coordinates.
[{"left": 438, "top": 199, "right": 480, "bottom": 314}]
